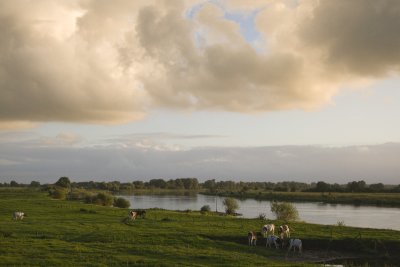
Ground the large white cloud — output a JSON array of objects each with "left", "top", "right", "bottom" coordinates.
[{"left": 1, "top": 0, "right": 400, "bottom": 128}]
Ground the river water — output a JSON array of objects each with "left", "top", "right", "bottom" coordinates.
[{"left": 120, "top": 193, "right": 400, "bottom": 231}]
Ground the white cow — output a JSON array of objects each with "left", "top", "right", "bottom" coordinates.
[
  {"left": 13, "top": 211, "right": 25, "bottom": 220},
  {"left": 261, "top": 224, "right": 275, "bottom": 237},
  {"left": 266, "top": 235, "right": 280, "bottom": 249},
  {"left": 287, "top": 238, "right": 302, "bottom": 254}
]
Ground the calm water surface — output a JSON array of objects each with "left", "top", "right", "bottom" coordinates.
[{"left": 120, "top": 194, "right": 400, "bottom": 231}]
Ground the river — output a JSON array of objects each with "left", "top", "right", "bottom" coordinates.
[{"left": 119, "top": 193, "right": 400, "bottom": 231}]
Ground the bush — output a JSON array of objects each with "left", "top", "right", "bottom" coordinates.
[
  {"left": 85, "top": 192, "right": 114, "bottom": 206},
  {"left": 113, "top": 197, "right": 130, "bottom": 208},
  {"left": 200, "top": 205, "right": 211, "bottom": 213},
  {"left": 257, "top": 213, "right": 267, "bottom": 220},
  {"left": 270, "top": 201, "right": 299, "bottom": 221},
  {"left": 51, "top": 188, "right": 67, "bottom": 199},
  {"left": 67, "top": 189, "right": 91, "bottom": 201},
  {"left": 222, "top": 197, "right": 239, "bottom": 215}
]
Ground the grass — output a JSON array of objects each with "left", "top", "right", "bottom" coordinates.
[{"left": 1, "top": 188, "right": 399, "bottom": 266}]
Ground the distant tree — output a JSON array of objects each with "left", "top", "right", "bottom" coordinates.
[
  {"left": 149, "top": 179, "right": 167, "bottom": 189},
  {"left": 10, "top": 180, "right": 19, "bottom": 187},
  {"left": 270, "top": 201, "right": 299, "bottom": 221},
  {"left": 222, "top": 197, "right": 239, "bottom": 215},
  {"left": 113, "top": 197, "right": 130, "bottom": 208},
  {"left": 369, "top": 183, "right": 385, "bottom": 192},
  {"left": 55, "top": 177, "right": 71, "bottom": 188},
  {"left": 29, "top": 181, "right": 41, "bottom": 187},
  {"left": 315, "top": 181, "right": 331, "bottom": 192},
  {"left": 133, "top": 181, "right": 144, "bottom": 189},
  {"left": 347, "top": 180, "right": 366, "bottom": 192}
]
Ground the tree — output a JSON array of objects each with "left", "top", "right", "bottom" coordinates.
[
  {"left": 10, "top": 180, "right": 19, "bottom": 187},
  {"left": 222, "top": 197, "right": 239, "bottom": 215},
  {"left": 347, "top": 180, "right": 366, "bottom": 192},
  {"left": 113, "top": 197, "right": 130, "bottom": 208},
  {"left": 369, "top": 183, "right": 384, "bottom": 192},
  {"left": 315, "top": 181, "right": 331, "bottom": 192},
  {"left": 29, "top": 181, "right": 41, "bottom": 187},
  {"left": 55, "top": 177, "right": 71, "bottom": 188},
  {"left": 270, "top": 201, "right": 299, "bottom": 221}
]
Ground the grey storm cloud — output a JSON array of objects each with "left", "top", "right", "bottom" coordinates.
[
  {"left": 1, "top": 0, "right": 400, "bottom": 128},
  {"left": 1, "top": 140, "right": 399, "bottom": 184}
]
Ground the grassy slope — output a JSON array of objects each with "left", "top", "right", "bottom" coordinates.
[{"left": 1, "top": 189, "right": 399, "bottom": 266}]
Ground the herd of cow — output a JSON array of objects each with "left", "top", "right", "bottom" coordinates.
[
  {"left": 12, "top": 211, "right": 301, "bottom": 254},
  {"left": 248, "top": 224, "right": 302, "bottom": 254}
]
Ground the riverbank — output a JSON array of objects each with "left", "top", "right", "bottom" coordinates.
[
  {"left": 1, "top": 188, "right": 400, "bottom": 266},
  {"left": 202, "top": 191, "right": 400, "bottom": 207}
]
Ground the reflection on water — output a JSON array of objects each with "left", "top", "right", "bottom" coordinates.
[{"left": 119, "top": 194, "right": 400, "bottom": 231}]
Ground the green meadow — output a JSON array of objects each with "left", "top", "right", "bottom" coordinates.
[{"left": 1, "top": 188, "right": 399, "bottom": 266}]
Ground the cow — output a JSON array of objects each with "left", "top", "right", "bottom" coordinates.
[
  {"left": 278, "top": 224, "right": 290, "bottom": 239},
  {"left": 266, "top": 235, "right": 280, "bottom": 249},
  {"left": 261, "top": 224, "right": 275, "bottom": 237},
  {"left": 287, "top": 238, "right": 302, "bottom": 254},
  {"left": 136, "top": 210, "right": 146, "bottom": 219},
  {"left": 247, "top": 231, "right": 257, "bottom": 246},
  {"left": 13, "top": 211, "right": 25, "bottom": 220},
  {"left": 278, "top": 224, "right": 290, "bottom": 247},
  {"left": 128, "top": 211, "right": 137, "bottom": 220}
]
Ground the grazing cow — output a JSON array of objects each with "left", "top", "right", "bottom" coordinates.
[
  {"left": 287, "top": 238, "right": 302, "bottom": 254},
  {"left": 136, "top": 210, "right": 146, "bottom": 219},
  {"left": 247, "top": 231, "right": 257, "bottom": 246},
  {"left": 128, "top": 211, "right": 138, "bottom": 220},
  {"left": 261, "top": 224, "right": 275, "bottom": 237},
  {"left": 278, "top": 225, "right": 290, "bottom": 239},
  {"left": 266, "top": 235, "right": 280, "bottom": 249},
  {"left": 13, "top": 212, "right": 25, "bottom": 220}
]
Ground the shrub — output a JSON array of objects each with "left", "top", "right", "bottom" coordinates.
[
  {"left": 113, "top": 197, "right": 130, "bottom": 208},
  {"left": 51, "top": 188, "right": 67, "bottom": 199},
  {"left": 200, "top": 205, "right": 211, "bottom": 213},
  {"left": 258, "top": 213, "right": 267, "bottom": 220},
  {"left": 85, "top": 192, "right": 114, "bottom": 206},
  {"left": 222, "top": 197, "right": 239, "bottom": 215},
  {"left": 270, "top": 201, "right": 299, "bottom": 221},
  {"left": 337, "top": 220, "right": 345, "bottom": 226}
]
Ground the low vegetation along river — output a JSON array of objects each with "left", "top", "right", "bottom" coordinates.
[{"left": 120, "top": 193, "right": 400, "bottom": 231}]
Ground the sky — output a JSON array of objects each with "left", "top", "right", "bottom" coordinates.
[{"left": 0, "top": 0, "right": 400, "bottom": 184}]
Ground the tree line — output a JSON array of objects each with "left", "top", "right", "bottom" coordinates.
[{"left": 1, "top": 177, "right": 399, "bottom": 193}]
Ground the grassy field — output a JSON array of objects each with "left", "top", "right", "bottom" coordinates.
[
  {"left": 207, "top": 191, "right": 400, "bottom": 207},
  {"left": 1, "top": 188, "right": 399, "bottom": 266}
]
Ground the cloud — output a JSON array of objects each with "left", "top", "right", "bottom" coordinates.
[
  {"left": 1, "top": 0, "right": 400, "bottom": 128},
  {"left": 1, "top": 141, "right": 399, "bottom": 184}
]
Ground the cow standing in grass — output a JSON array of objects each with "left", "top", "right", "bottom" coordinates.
[
  {"left": 266, "top": 235, "right": 280, "bottom": 249},
  {"left": 278, "top": 225, "right": 290, "bottom": 247},
  {"left": 261, "top": 224, "right": 275, "bottom": 237},
  {"left": 136, "top": 210, "right": 146, "bottom": 218},
  {"left": 128, "top": 211, "right": 137, "bottom": 220},
  {"left": 287, "top": 238, "right": 302, "bottom": 254},
  {"left": 247, "top": 231, "right": 257, "bottom": 246},
  {"left": 13, "top": 212, "right": 25, "bottom": 220}
]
